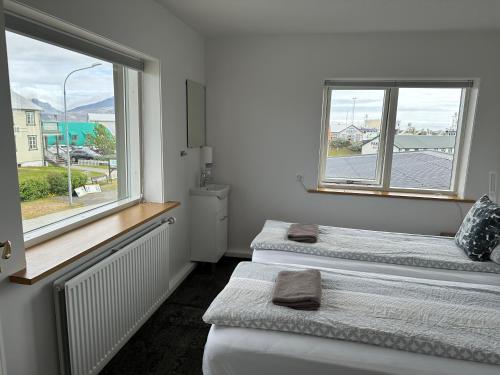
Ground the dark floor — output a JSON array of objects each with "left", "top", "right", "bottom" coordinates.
[{"left": 100, "top": 257, "right": 242, "bottom": 375}]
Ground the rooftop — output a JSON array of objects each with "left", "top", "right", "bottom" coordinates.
[
  {"left": 88, "top": 113, "right": 115, "bottom": 122},
  {"left": 394, "top": 135, "right": 456, "bottom": 149},
  {"left": 10, "top": 91, "right": 42, "bottom": 111},
  {"left": 326, "top": 151, "right": 453, "bottom": 190}
]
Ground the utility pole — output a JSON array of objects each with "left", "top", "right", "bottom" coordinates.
[
  {"left": 63, "top": 62, "right": 101, "bottom": 205},
  {"left": 351, "top": 97, "right": 357, "bottom": 125}
]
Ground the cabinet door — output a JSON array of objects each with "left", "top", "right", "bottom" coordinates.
[{"left": 215, "top": 211, "right": 228, "bottom": 256}]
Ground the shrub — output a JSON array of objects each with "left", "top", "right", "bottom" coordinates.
[
  {"left": 47, "top": 171, "right": 88, "bottom": 195},
  {"left": 19, "top": 179, "right": 51, "bottom": 201},
  {"left": 71, "top": 171, "right": 88, "bottom": 189},
  {"left": 47, "top": 173, "right": 68, "bottom": 195}
]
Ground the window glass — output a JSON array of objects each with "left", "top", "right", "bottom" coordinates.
[
  {"left": 325, "top": 89, "right": 386, "bottom": 182},
  {"left": 389, "top": 88, "right": 463, "bottom": 190},
  {"left": 6, "top": 30, "right": 138, "bottom": 234},
  {"left": 321, "top": 83, "right": 470, "bottom": 194}
]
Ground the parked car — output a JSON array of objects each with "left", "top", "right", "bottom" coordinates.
[{"left": 69, "top": 148, "right": 96, "bottom": 163}]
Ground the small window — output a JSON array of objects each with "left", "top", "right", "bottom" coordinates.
[
  {"left": 320, "top": 80, "right": 473, "bottom": 195},
  {"left": 27, "top": 135, "right": 37, "bottom": 150},
  {"left": 26, "top": 111, "right": 35, "bottom": 125}
]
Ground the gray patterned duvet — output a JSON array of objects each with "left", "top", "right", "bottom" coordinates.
[
  {"left": 203, "top": 262, "right": 500, "bottom": 365},
  {"left": 251, "top": 220, "right": 500, "bottom": 273}
]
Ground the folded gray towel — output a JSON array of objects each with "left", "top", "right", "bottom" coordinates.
[
  {"left": 272, "top": 269, "right": 321, "bottom": 310},
  {"left": 287, "top": 223, "right": 319, "bottom": 243}
]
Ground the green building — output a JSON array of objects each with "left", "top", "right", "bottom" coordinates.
[{"left": 43, "top": 121, "right": 112, "bottom": 147}]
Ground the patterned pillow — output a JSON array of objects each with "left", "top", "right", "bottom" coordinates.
[
  {"left": 455, "top": 195, "right": 500, "bottom": 261},
  {"left": 490, "top": 245, "right": 500, "bottom": 264}
]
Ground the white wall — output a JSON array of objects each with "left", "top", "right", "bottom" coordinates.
[
  {"left": 206, "top": 32, "right": 500, "bottom": 255},
  {"left": 0, "top": 0, "right": 204, "bottom": 374}
]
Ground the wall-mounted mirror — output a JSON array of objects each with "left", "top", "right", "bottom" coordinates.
[{"left": 186, "top": 79, "right": 206, "bottom": 148}]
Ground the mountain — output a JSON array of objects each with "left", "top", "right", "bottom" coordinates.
[
  {"left": 31, "top": 99, "right": 62, "bottom": 121},
  {"left": 31, "top": 96, "right": 115, "bottom": 122},
  {"left": 69, "top": 97, "right": 114, "bottom": 113}
]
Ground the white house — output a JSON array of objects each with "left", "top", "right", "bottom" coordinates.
[
  {"left": 334, "top": 125, "right": 379, "bottom": 143},
  {"left": 88, "top": 112, "right": 116, "bottom": 136}
]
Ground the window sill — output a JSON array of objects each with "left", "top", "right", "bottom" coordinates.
[
  {"left": 308, "top": 187, "right": 475, "bottom": 203},
  {"left": 9, "top": 201, "right": 180, "bottom": 285}
]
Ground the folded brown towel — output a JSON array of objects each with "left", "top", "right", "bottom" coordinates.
[
  {"left": 272, "top": 269, "right": 321, "bottom": 310},
  {"left": 287, "top": 223, "right": 319, "bottom": 243}
]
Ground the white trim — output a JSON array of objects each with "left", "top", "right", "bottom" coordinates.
[
  {"left": 169, "top": 262, "right": 196, "bottom": 291},
  {"left": 319, "top": 81, "right": 474, "bottom": 195},
  {"left": 0, "top": 319, "right": 6, "bottom": 375},
  {"left": 380, "top": 88, "right": 399, "bottom": 189}
]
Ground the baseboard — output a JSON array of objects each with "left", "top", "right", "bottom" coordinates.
[
  {"left": 225, "top": 247, "right": 252, "bottom": 259},
  {"left": 169, "top": 262, "right": 196, "bottom": 291}
]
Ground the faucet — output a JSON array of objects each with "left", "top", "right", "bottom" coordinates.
[{"left": 200, "top": 168, "right": 211, "bottom": 188}]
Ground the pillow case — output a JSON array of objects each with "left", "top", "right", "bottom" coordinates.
[{"left": 455, "top": 195, "right": 500, "bottom": 261}]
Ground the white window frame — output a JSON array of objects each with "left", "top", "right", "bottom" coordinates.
[
  {"left": 26, "top": 110, "right": 35, "bottom": 125},
  {"left": 5, "top": 7, "right": 145, "bottom": 246},
  {"left": 27, "top": 134, "right": 37, "bottom": 150},
  {"left": 318, "top": 80, "right": 473, "bottom": 196}
]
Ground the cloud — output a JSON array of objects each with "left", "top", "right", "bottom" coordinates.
[
  {"left": 5, "top": 31, "right": 114, "bottom": 110},
  {"left": 329, "top": 88, "right": 462, "bottom": 131}
]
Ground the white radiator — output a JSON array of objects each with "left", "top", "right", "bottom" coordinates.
[{"left": 55, "top": 220, "right": 172, "bottom": 375}]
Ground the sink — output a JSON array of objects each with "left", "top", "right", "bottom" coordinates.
[{"left": 190, "top": 184, "right": 230, "bottom": 199}]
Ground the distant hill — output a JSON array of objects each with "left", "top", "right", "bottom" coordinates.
[
  {"left": 32, "top": 97, "right": 115, "bottom": 122},
  {"left": 31, "top": 99, "right": 62, "bottom": 121},
  {"left": 70, "top": 97, "right": 114, "bottom": 113}
]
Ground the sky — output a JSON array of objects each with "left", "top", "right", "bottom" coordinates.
[
  {"left": 5, "top": 31, "right": 114, "bottom": 111},
  {"left": 330, "top": 88, "right": 463, "bottom": 132}
]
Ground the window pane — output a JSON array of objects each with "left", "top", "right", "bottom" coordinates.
[
  {"left": 5, "top": 31, "right": 133, "bottom": 234},
  {"left": 389, "top": 88, "right": 463, "bottom": 190},
  {"left": 325, "top": 89, "right": 386, "bottom": 181}
]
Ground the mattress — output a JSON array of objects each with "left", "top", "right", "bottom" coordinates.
[
  {"left": 204, "top": 262, "right": 500, "bottom": 365},
  {"left": 251, "top": 220, "right": 500, "bottom": 274},
  {"left": 252, "top": 249, "right": 500, "bottom": 285},
  {"left": 203, "top": 325, "right": 500, "bottom": 375}
]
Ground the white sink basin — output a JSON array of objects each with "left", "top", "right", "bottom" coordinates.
[{"left": 190, "top": 184, "right": 230, "bottom": 199}]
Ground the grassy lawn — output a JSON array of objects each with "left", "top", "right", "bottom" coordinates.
[
  {"left": 18, "top": 166, "right": 114, "bottom": 220},
  {"left": 18, "top": 166, "right": 104, "bottom": 183},
  {"left": 21, "top": 197, "right": 83, "bottom": 220},
  {"left": 100, "top": 179, "right": 118, "bottom": 192},
  {"left": 328, "top": 147, "right": 359, "bottom": 157}
]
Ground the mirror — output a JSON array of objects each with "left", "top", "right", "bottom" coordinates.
[{"left": 186, "top": 79, "right": 206, "bottom": 148}]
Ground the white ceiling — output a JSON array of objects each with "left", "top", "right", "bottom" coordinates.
[{"left": 157, "top": 0, "right": 500, "bottom": 36}]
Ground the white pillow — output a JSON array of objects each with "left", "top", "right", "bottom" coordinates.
[{"left": 490, "top": 245, "right": 500, "bottom": 264}]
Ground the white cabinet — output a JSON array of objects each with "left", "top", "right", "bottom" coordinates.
[{"left": 190, "top": 185, "right": 229, "bottom": 263}]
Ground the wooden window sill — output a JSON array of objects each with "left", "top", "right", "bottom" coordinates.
[
  {"left": 308, "top": 188, "right": 475, "bottom": 203},
  {"left": 10, "top": 201, "right": 180, "bottom": 285}
]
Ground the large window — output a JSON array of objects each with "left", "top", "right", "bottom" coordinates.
[
  {"left": 320, "top": 80, "right": 473, "bottom": 194},
  {"left": 5, "top": 14, "right": 143, "bottom": 240}
]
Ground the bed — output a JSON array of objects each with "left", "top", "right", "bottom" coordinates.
[
  {"left": 203, "top": 326, "right": 500, "bottom": 375},
  {"left": 203, "top": 262, "right": 500, "bottom": 375},
  {"left": 251, "top": 220, "right": 500, "bottom": 285}
]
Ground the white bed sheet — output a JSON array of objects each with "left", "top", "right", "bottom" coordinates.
[
  {"left": 203, "top": 325, "right": 500, "bottom": 375},
  {"left": 252, "top": 249, "right": 500, "bottom": 285}
]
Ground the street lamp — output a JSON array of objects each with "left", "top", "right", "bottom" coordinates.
[
  {"left": 351, "top": 97, "right": 357, "bottom": 125},
  {"left": 63, "top": 63, "right": 101, "bottom": 205}
]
